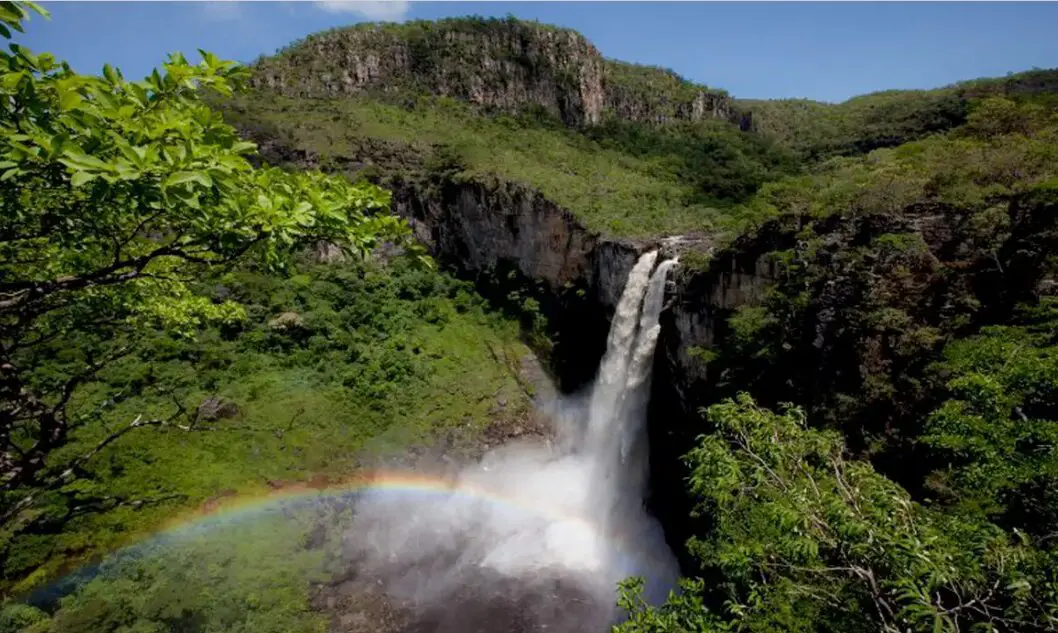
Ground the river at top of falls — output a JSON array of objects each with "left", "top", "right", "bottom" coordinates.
[{"left": 340, "top": 250, "right": 679, "bottom": 632}]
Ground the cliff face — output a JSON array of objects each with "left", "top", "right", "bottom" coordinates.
[
  {"left": 250, "top": 18, "right": 733, "bottom": 128},
  {"left": 655, "top": 196, "right": 1058, "bottom": 438},
  {"left": 252, "top": 19, "right": 606, "bottom": 126},
  {"left": 389, "top": 175, "right": 645, "bottom": 389},
  {"left": 602, "top": 60, "right": 734, "bottom": 125}
]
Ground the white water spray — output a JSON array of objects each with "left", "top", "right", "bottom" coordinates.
[{"left": 343, "top": 251, "right": 679, "bottom": 632}]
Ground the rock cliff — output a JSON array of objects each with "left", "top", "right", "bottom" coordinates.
[
  {"left": 602, "top": 60, "right": 734, "bottom": 125},
  {"left": 389, "top": 175, "right": 646, "bottom": 390},
  {"left": 250, "top": 17, "right": 734, "bottom": 128}
]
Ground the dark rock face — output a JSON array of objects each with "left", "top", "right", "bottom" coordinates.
[
  {"left": 390, "top": 176, "right": 646, "bottom": 391},
  {"left": 602, "top": 62, "right": 734, "bottom": 126}
]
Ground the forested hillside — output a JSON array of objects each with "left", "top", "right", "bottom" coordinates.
[{"left": 3, "top": 5, "right": 1058, "bottom": 633}]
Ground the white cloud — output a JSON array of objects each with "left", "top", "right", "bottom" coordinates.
[
  {"left": 314, "top": 1, "right": 410, "bottom": 21},
  {"left": 199, "top": 1, "right": 243, "bottom": 21}
]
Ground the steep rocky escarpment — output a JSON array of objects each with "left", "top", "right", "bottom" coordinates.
[
  {"left": 251, "top": 17, "right": 734, "bottom": 129},
  {"left": 251, "top": 18, "right": 606, "bottom": 127},
  {"left": 390, "top": 175, "right": 647, "bottom": 390},
  {"left": 646, "top": 191, "right": 1058, "bottom": 568}
]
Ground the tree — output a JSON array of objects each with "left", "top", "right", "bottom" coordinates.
[
  {"left": 0, "top": 2, "right": 409, "bottom": 503},
  {"left": 616, "top": 394, "right": 1058, "bottom": 633},
  {"left": 922, "top": 299, "right": 1058, "bottom": 535}
]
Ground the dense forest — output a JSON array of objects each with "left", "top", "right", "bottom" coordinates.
[{"left": 3, "top": 4, "right": 1058, "bottom": 633}]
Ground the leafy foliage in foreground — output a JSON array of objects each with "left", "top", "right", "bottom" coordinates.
[
  {"left": 618, "top": 394, "right": 1058, "bottom": 633},
  {"left": 0, "top": 2, "right": 529, "bottom": 609},
  {"left": 0, "top": 0, "right": 409, "bottom": 507}
]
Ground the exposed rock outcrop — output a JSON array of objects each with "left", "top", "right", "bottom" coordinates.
[
  {"left": 602, "top": 60, "right": 734, "bottom": 125},
  {"left": 196, "top": 397, "right": 241, "bottom": 422},
  {"left": 252, "top": 19, "right": 607, "bottom": 127},
  {"left": 389, "top": 175, "right": 644, "bottom": 389},
  {"left": 393, "top": 178, "right": 641, "bottom": 311},
  {"left": 250, "top": 18, "right": 734, "bottom": 129}
]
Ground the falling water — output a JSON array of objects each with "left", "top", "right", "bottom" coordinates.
[{"left": 336, "top": 250, "right": 679, "bottom": 632}]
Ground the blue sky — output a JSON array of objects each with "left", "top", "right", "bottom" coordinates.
[{"left": 17, "top": 1, "right": 1058, "bottom": 103}]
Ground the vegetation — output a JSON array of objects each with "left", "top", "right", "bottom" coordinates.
[
  {"left": 583, "top": 118, "right": 796, "bottom": 208},
  {"left": 0, "top": 0, "right": 530, "bottom": 620},
  {"left": 736, "top": 67, "right": 1058, "bottom": 161},
  {"left": 922, "top": 301, "right": 1058, "bottom": 533},
  {"left": 226, "top": 15, "right": 800, "bottom": 238},
  {"left": 617, "top": 65, "right": 1058, "bottom": 633},
  {"left": 618, "top": 393, "right": 1058, "bottom": 633},
  {"left": 0, "top": 0, "right": 411, "bottom": 501},
  {"left": 220, "top": 92, "right": 742, "bottom": 237},
  {"left": 4, "top": 5, "right": 1058, "bottom": 633},
  {"left": 619, "top": 301, "right": 1058, "bottom": 633}
]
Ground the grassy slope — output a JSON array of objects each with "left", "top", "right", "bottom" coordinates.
[
  {"left": 222, "top": 93, "right": 728, "bottom": 238},
  {"left": 1, "top": 257, "right": 533, "bottom": 604}
]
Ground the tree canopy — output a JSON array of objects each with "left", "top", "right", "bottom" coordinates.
[{"left": 0, "top": 0, "right": 407, "bottom": 502}]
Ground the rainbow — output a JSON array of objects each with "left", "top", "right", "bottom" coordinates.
[
  {"left": 24, "top": 469, "right": 676, "bottom": 610},
  {"left": 162, "top": 469, "right": 595, "bottom": 530},
  {"left": 150, "top": 469, "right": 642, "bottom": 560}
]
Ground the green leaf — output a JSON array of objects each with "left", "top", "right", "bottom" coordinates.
[
  {"left": 163, "top": 171, "right": 212, "bottom": 189},
  {"left": 70, "top": 170, "right": 96, "bottom": 187},
  {"left": 128, "top": 81, "right": 149, "bottom": 107},
  {"left": 0, "top": 70, "right": 23, "bottom": 91},
  {"left": 102, "top": 63, "right": 118, "bottom": 85},
  {"left": 57, "top": 87, "right": 82, "bottom": 111},
  {"left": 59, "top": 147, "right": 111, "bottom": 172}
]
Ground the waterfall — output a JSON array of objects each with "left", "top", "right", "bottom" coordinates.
[
  {"left": 581, "top": 252, "right": 678, "bottom": 526},
  {"left": 341, "top": 250, "right": 680, "bottom": 632},
  {"left": 584, "top": 250, "right": 659, "bottom": 450}
]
